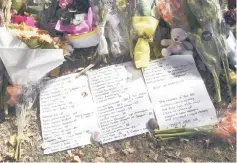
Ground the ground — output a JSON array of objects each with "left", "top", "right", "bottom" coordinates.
[{"left": 0, "top": 48, "right": 236, "bottom": 162}]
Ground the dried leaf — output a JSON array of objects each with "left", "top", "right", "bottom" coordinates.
[
  {"left": 70, "top": 156, "right": 81, "bottom": 162},
  {"left": 6, "top": 150, "right": 15, "bottom": 158},
  {"left": 213, "top": 148, "right": 221, "bottom": 155},
  {"left": 175, "top": 151, "right": 181, "bottom": 157},
  {"left": 50, "top": 67, "right": 61, "bottom": 77},
  {"left": 9, "top": 134, "right": 17, "bottom": 147},
  {"left": 182, "top": 157, "right": 193, "bottom": 163},
  {"left": 92, "top": 157, "right": 105, "bottom": 163},
  {"left": 124, "top": 147, "right": 136, "bottom": 154}
]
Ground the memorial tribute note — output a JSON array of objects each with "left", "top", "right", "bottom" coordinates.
[
  {"left": 40, "top": 55, "right": 218, "bottom": 154},
  {"left": 88, "top": 62, "right": 155, "bottom": 143},
  {"left": 40, "top": 74, "right": 99, "bottom": 154},
  {"left": 142, "top": 55, "right": 218, "bottom": 129}
]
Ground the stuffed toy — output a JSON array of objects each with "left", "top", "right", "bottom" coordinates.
[{"left": 161, "top": 28, "right": 193, "bottom": 57}]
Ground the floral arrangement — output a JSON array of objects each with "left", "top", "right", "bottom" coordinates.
[
  {"left": 156, "top": 0, "right": 234, "bottom": 103},
  {"left": 155, "top": 111, "right": 236, "bottom": 144},
  {"left": 0, "top": 0, "right": 236, "bottom": 161}
]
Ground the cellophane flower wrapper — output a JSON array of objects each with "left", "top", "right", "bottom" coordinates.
[
  {"left": 13, "top": 85, "right": 38, "bottom": 160},
  {"left": 129, "top": 0, "right": 160, "bottom": 69},
  {"left": 156, "top": 0, "right": 232, "bottom": 103},
  {"left": 0, "top": 56, "right": 55, "bottom": 160},
  {"left": 37, "top": 0, "right": 96, "bottom": 35},
  {"left": 106, "top": 1, "right": 130, "bottom": 58},
  {"left": 0, "top": 47, "right": 64, "bottom": 160},
  {"left": 8, "top": 0, "right": 100, "bottom": 49},
  {"left": 0, "top": 0, "right": 69, "bottom": 159},
  {"left": 0, "top": 47, "right": 65, "bottom": 160},
  {"left": 0, "top": 0, "right": 72, "bottom": 55},
  {"left": 185, "top": 0, "right": 232, "bottom": 103},
  {"left": 155, "top": 0, "right": 190, "bottom": 31},
  {"left": 90, "top": 0, "right": 109, "bottom": 57},
  {"left": 90, "top": 0, "right": 130, "bottom": 59}
]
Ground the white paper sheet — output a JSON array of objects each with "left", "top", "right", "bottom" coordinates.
[
  {"left": 142, "top": 55, "right": 218, "bottom": 129},
  {"left": 0, "top": 48, "right": 64, "bottom": 85},
  {"left": 88, "top": 62, "right": 155, "bottom": 143},
  {"left": 40, "top": 74, "right": 99, "bottom": 154}
]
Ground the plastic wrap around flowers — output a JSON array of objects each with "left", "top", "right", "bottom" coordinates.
[
  {"left": 156, "top": 0, "right": 235, "bottom": 103},
  {"left": 55, "top": 0, "right": 99, "bottom": 48},
  {"left": 55, "top": 0, "right": 93, "bottom": 34},
  {"left": 10, "top": 0, "right": 99, "bottom": 48}
]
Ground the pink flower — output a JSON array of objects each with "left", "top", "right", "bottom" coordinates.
[
  {"left": 11, "top": 15, "right": 36, "bottom": 27},
  {"left": 59, "top": 0, "right": 73, "bottom": 9}
]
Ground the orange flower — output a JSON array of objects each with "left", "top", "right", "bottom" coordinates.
[
  {"left": 215, "top": 111, "right": 236, "bottom": 137},
  {"left": 169, "top": 0, "right": 181, "bottom": 11},
  {"left": 6, "top": 86, "right": 22, "bottom": 106},
  {"left": 7, "top": 23, "right": 62, "bottom": 47},
  {"left": 156, "top": 1, "right": 173, "bottom": 24}
]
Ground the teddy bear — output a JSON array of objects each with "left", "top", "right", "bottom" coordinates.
[{"left": 161, "top": 28, "right": 193, "bottom": 57}]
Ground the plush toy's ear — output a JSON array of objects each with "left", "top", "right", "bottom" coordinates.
[
  {"left": 170, "top": 28, "right": 175, "bottom": 38},
  {"left": 176, "top": 28, "right": 188, "bottom": 38}
]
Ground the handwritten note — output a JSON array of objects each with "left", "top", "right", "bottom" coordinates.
[
  {"left": 40, "top": 74, "right": 98, "bottom": 154},
  {"left": 88, "top": 62, "right": 155, "bottom": 143},
  {"left": 40, "top": 55, "right": 218, "bottom": 153},
  {"left": 87, "top": 65, "right": 127, "bottom": 103},
  {"left": 142, "top": 55, "right": 217, "bottom": 129}
]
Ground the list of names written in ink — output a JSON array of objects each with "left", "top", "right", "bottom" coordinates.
[
  {"left": 142, "top": 55, "right": 218, "bottom": 129},
  {"left": 40, "top": 74, "right": 98, "bottom": 154},
  {"left": 97, "top": 92, "right": 154, "bottom": 143},
  {"left": 88, "top": 63, "right": 155, "bottom": 143},
  {"left": 87, "top": 65, "right": 128, "bottom": 103}
]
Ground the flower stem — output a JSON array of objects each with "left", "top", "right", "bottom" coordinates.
[
  {"left": 157, "top": 137, "right": 178, "bottom": 141},
  {"left": 154, "top": 127, "right": 186, "bottom": 134},
  {"left": 155, "top": 131, "right": 198, "bottom": 138}
]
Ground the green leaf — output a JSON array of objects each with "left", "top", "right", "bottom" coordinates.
[
  {"left": 182, "top": 0, "right": 201, "bottom": 30},
  {"left": 12, "top": 0, "right": 24, "bottom": 12}
]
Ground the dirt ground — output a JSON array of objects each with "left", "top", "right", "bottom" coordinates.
[{"left": 0, "top": 49, "right": 236, "bottom": 162}]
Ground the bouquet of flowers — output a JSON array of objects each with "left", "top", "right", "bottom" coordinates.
[
  {"left": 0, "top": 1, "right": 67, "bottom": 160},
  {"left": 106, "top": 0, "right": 130, "bottom": 58},
  {"left": 7, "top": 0, "right": 100, "bottom": 49},
  {"left": 88, "top": 0, "right": 130, "bottom": 63},
  {"left": 186, "top": 0, "right": 232, "bottom": 103},
  {"left": 155, "top": 111, "right": 236, "bottom": 144},
  {"left": 156, "top": 0, "right": 233, "bottom": 103},
  {"left": 155, "top": 0, "right": 190, "bottom": 31}
]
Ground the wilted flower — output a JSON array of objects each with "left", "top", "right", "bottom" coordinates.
[
  {"left": 215, "top": 111, "right": 236, "bottom": 137},
  {"left": 155, "top": 111, "right": 236, "bottom": 143},
  {"left": 6, "top": 85, "right": 22, "bottom": 106}
]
